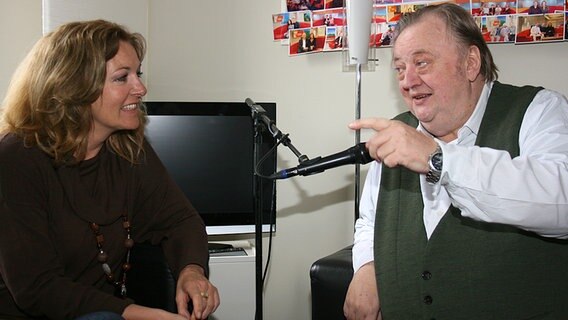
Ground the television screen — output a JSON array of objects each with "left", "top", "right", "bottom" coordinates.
[{"left": 144, "top": 101, "right": 277, "bottom": 235}]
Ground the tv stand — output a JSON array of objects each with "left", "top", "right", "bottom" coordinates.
[
  {"left": 208, "top": 242, "right": 233, "bottom": 250},
  {"left": 208, "top": 240, "right": 255, "bottom": 320}
]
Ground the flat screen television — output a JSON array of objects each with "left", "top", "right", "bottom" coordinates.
[{"left": 144, "top": 101, "right": 277, "bottom": 235}]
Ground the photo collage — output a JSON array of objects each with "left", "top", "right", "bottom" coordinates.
[{"left": 273, "top": 0, "right": 568, "bottom": 56}]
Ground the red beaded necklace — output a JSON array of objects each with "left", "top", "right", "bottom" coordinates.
[{"left": 89, "top": 213, "right": 134, "bottom": 298}]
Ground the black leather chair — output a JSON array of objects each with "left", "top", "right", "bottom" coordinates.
[
  {"left": 127, "top": 243, "right": 178, "bottom": 312},
  {"left": 310, "top": 245, "right": 354, "bottom": 320}
]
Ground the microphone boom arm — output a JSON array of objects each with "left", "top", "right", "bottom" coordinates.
[{"left": 246, "top": 98, "right": 309, "bottom": 164}]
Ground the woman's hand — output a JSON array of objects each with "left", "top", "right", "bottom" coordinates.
[{"left": 175, "top": 264, "right": 220, "bottom": 320}]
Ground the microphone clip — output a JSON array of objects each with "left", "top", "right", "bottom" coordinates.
[{"left": 245, "top": 98, "right": 309, "bottom": 165}]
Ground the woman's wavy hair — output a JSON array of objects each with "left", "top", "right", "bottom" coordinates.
[
  {"left": 392, "top": 3, "right": 499, "bottom": 82},
  {"left": 0, "top": 19, "right": 147, "bottom": 165}
]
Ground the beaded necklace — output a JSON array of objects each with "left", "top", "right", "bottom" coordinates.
[{"left": 89, "top": 213, "right": 134, "bottom": 298}]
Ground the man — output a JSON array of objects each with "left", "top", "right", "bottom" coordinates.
[
  {"left": 499, "top": 24, "right": 511, "bottom": 42},
  {"left": 288, "top": 13, "right": 301, "bottom": 30},
  {"left": 343, "top": 3, "right": 568, "bottom": 319},
  {"left": 380, "top": 26, "right": 394, "bottom": 46},
  {"left": 297, "top": 32, "right": 309, "bottom": 53},
  {"left": 334, "top": 28, "right": 345, "bottom": 48},
  {"left": 528, "top": 0, "right": 542, "bottom": 14}
]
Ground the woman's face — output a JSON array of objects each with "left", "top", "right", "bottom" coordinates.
[{"left": 90, "top": 41, "right": 146, "bottom": 142}]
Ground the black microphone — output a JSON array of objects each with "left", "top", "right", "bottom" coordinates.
[{"left": 269, "top": 142, "right": 373, "bottom": 179}]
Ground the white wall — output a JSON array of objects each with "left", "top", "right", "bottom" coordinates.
[
  {"left": 1, "top": 1, "right": 567, "bottom": 319},
  {"left": 0, "top": 0, "right": 42, "bottom": 100}
]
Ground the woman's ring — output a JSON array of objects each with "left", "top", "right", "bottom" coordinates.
[{"left": 200, "top": 291, "right": 209, "bottom": 299}]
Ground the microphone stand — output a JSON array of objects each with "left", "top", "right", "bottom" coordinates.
[
  {"left": 252, "top": 116, "right": 264, "bottom": 320},
  {"left": 251, "top": 110, "right": 308, "bottom": 320}
]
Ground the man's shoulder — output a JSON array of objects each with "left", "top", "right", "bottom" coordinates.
[{"left": 491, "top": 81, "right": 544, "bottom": 97}]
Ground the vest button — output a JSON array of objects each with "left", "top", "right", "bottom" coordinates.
[
  {"left": 421, "top": 271, "right": 432, "bottom": 280},
  {"left": 423, "top": 295, "right": 433, "bottom": 305}
]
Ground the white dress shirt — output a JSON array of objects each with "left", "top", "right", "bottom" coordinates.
[{"left": 352, "top": 82, "right": 568, "bottom": 271}]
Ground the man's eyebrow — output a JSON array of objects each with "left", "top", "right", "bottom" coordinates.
[{"left": 393, "top": 49, "right": 431, "bottom": 62}]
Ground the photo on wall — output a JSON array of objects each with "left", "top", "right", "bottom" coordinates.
[
  {"left": 287, "top": 0, "right": 325, "bottom": 11},
  {"left": 275, "top": 0, "right": 568, "bottom": 57},
  {"left": 517, "top": 0, "right": 564, "bottom": 14},
  {"left": 515, "top": 12, "right": 565, "bottom": 42},
  {"left": 288, "top": 26, "right": 326, "bottom": 55},
  {"left": 374, "top": 0, "right": 403, "bottom": 4},
  {"left": 312, "top": 8, "right": 346, "bottom": 27},
  {"left": 375, "top": 22, "right": 396, "bottom": 47},
  {"left": 565, "top": 12, "right": 568, "bottom": 40},
  {"left": 482, "top": 15, "right": 517, "bottom": 42},
  {"left": 323, "top": 25, "right": 346, "bottom": 51},
  {"left": 325, "top": 0, "right": 344, "bottom": 9},
  {"left": 471, "top": 0, "right": 518, "bottom": 15},
  {"left": 272, "top": 10, "right": 313, "bottom": 41}
]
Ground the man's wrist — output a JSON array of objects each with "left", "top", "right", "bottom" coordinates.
[{"left": 426, "top": 144, "right": 443, "bottom": 184}]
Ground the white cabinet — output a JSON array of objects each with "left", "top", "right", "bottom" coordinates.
[{"left": 208, "top": 241, "right": 256, "bottom": 320}]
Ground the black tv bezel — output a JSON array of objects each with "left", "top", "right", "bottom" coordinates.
[{"left": 144, "top": 101, "right": 277, "bottom": 235}]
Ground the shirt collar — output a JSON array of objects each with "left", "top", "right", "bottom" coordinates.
[{"left": 417, "top": 81, "right": 493, "bottom": 145}]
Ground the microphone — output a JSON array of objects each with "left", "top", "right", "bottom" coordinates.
[{"left": 269, "top": 142, "right": 373, "bottom": 179}]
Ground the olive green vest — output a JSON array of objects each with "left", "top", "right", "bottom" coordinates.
[{"left": 374, "top": 82, "right": 568, "bottom": 320}]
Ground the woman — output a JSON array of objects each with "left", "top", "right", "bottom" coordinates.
[
  {"left": 0, "top": 20, "right": 219, "bottom": 320},
  {"left": 540, "top": 1, "right": 549, "bottom": 13},
  {"left": 307, "top": 32, "right": 318, "bottom": 51}
]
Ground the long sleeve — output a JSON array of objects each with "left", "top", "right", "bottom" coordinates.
[
  {"left": 0, "top": 136, "right": 209, "bottom": 319},
  {"left": 352, "top": 88, "right": 568, "bottom": 274},
  {"left": 442, "top": 89, "right": 568, "bottom": 238},
  {"left": 130, "top": 142, "right": 209, "bottom": 277},
  {"left": 352, "top": 161, "right": 381, "bottom": 272},
  {"left": 0, "top": 136, "right": 132, "bottom": 319}
]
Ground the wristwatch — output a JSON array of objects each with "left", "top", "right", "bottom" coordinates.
[{"left": 426, "top": 145, "right": 443, "bottom": 184}]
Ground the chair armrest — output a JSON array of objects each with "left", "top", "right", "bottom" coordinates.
[{"left": 310, "top": 245, "right": 354, "bottom": 320}]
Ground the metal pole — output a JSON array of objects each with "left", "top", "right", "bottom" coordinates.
[
  {"left": 253, "top": 121, "right": 263, "bottom": 320},
  {"left": 354, "top": 63, "right": 362, "bottom": 220}
]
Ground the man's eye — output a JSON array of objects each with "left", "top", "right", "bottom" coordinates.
[{"left": 416, "top": 61, "right": 428, "bottom": 68}]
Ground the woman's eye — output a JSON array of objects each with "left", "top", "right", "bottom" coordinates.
[
  {"left": 114, "top": 75, "right": 127, "bottom": 82},
  {"left": 137, "top": 71, "right": 144, "bottom": 78}
]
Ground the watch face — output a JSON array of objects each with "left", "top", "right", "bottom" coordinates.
[{"left": 431, "top": 152, "right": 443, "bottom": 171}]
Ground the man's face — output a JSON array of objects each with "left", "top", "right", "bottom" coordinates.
[{"left": 392, "top": 14, "right": 479, "bottom": 139}]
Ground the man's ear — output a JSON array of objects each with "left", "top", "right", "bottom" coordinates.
[{"left": 466, "top": 45, "right": 482, "bottom": 82}]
